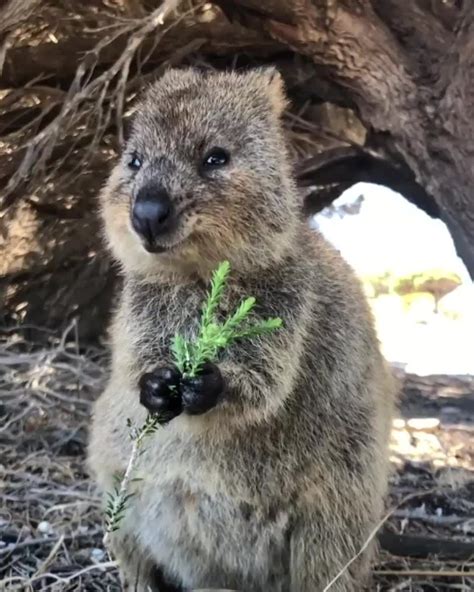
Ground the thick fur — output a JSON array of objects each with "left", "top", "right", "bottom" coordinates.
[{"left": 88, "top": 67, "right": 396, "bottom": 592}]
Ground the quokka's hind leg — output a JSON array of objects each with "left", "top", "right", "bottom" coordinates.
[
  {"left": 289, "top": 517, "right": 375, "bottom": 592},
  {"left": 108, "top": 532, "right": 158, "bottom": 592}
]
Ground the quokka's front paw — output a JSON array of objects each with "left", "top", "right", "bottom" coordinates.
[
  {"left": 181, "top": 361, "right": 224, "bottom": 415},
  {"left": 139, "top": 367, "right": 182, "bottom": 422}
]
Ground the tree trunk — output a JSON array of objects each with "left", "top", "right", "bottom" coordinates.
[{"left": 216, "top": 0, "right": 474, "bottom": 274}]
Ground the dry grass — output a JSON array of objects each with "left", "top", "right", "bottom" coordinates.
[
  {"left": 0, "top": 327, "right": 473, "bottom": 591},
  {"left": 0, "top": 325, "right": 118, "bottom": 590}
]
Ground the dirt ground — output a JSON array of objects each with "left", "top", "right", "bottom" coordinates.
[{"left": 1, "top": 327, "right": 473, "bottom": 591}]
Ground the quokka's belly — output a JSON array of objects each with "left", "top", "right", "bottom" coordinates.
[{"left": 129, "top": 471, "right": 291, "bottom": 590}]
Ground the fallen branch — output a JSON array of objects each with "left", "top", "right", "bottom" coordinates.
[
  {"left": 379, "top": 529, "right": 474, "bottom": 560},
  {"left": 392, "top": 509, "right": 473, "bottom": 526},
  {"left": 374, "top": 569, "right": 474, "bottom": 578},
  {"left": 0, "top": 528, "right": 103, "bottom": 558}
]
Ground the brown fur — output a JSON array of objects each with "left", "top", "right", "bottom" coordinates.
[{"left": 88, "top": 67, "right": 396, "bottom": 592}]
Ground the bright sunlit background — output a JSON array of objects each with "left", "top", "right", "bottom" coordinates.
[{"left": 313, "top": 183, "right": 474, "bottom": 376}]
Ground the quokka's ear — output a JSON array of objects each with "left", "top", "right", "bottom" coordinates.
[{"left": 259, "top": 66, "right": 288, "bottom": 117}]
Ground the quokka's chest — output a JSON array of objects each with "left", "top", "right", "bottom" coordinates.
[
  {"left": 123, "top": 279, "right": 244, "bottom": 367},
  {"left": 125, "top": 281, "right": 205, "bottom": 366}
]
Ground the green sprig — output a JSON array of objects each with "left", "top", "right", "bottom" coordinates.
[{"left": 172, "top": 261, "right": 282, "bottom": 377}]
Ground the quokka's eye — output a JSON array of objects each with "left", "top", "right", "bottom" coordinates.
[
  {"left": 128, "top": 153, "right": 142, "bottom": 171},
  {"left": 202, "top": 147, "right": 230, "bottom": 170}
]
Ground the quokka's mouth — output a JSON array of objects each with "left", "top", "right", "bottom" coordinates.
[
  {"left": 142, "top": 237, "right": 186, "bottom": 255},
  {"left": 131, "top": 219, "right": 183, "bottom": 254},
  {"left": 144, "top": 242, "right": 170, "bottom": 254}
]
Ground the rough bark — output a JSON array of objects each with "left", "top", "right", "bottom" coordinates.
[{"left": 215, "top": 0, "right": 474, "bottom": 274}]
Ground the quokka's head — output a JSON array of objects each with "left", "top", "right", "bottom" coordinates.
[{"left": 101, "top": 67, "right": 299, "bottom": 276}]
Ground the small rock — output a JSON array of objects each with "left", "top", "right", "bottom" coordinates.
[
  {"left": 407, "top": 418, "right": 440, "bottom": 431},
  {"left": 91, "top": 547, "right": 106, "bottom": 562},
  {"left": 37, "top": 521, "right": 54, "bottom": 535}
]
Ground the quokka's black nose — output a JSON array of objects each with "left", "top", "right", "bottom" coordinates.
[{"left": 131, "top": 185, "right": 172, "bottom": 247}]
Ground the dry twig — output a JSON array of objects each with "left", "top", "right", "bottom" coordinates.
[{"left": 2, "top": 0, "right": 188, "bottom": 203}]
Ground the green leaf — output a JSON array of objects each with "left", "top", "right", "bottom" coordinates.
[
  {"left": 233, "top": 317, "right": 283, "bottom": 340},
  {"left": 199, "top": 260, "right": 231, "bottom": 333},
  {"left": 222, "top": 296, "right": 256, "bottom": 334},
  {"left": 171, "top": 333, "right": 190, "bottom": 374}
]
